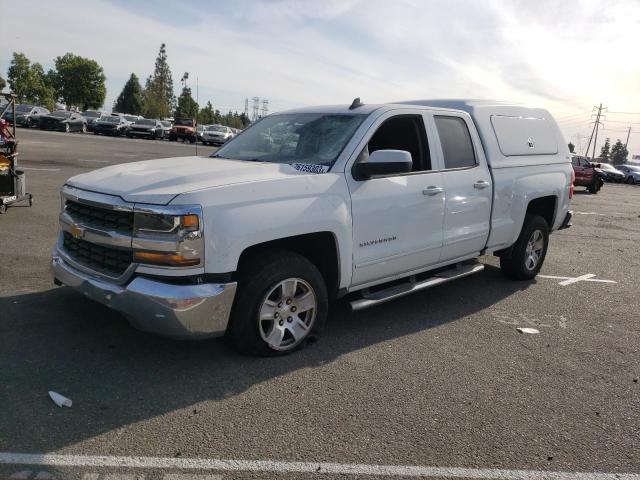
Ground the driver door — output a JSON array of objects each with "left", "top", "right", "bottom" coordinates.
[{"left": 347, "top": 110, "right": 445, "bottom": 287}]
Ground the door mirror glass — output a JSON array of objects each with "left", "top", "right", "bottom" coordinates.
[{"left": 355, "top": 149, "right": 412, "bottom": 179}]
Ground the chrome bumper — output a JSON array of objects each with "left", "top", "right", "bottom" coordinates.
[{"left": 51, "top": 250, "right": 237, "bottom": 339}]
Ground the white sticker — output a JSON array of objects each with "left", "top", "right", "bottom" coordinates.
[{"left": 291, "top": 163, "right": 329, "bottom": 174}]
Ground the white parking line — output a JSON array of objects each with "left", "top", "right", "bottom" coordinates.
[
  {"left": 538, "top": 274, "right": 617, "bottom": 286},
  {"left": 1, "top": 453, "right": 639, "bottom": 480},
  {"left": 79, "top": 159, "right": 110, "bottom": 164},
  {"left": 19, "top": 167, "right": 61, "bottom": 172}
]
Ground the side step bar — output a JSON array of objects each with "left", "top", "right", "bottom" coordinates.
[{"left": 350, "top": 262, "right": 485, "bottom": 311}]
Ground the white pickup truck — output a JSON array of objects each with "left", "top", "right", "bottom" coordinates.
[{"left": 52, "top": 99, "right": 573, "bottom": 355}]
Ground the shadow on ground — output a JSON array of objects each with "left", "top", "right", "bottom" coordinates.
[{"left": 0, "top": 264, "right": 532, "bottom": 452}]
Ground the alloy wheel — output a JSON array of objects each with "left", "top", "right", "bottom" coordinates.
[
  {"left": 524, "top": 229, "right": 544, "bottom": 271},
  {"left": 258, "top": 277, "right": 317, "bottom": 351}
]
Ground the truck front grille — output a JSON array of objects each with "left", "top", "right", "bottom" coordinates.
[
  {"left": 66, "top": 200, "right": 133, "bottom": 233},
  {"left": 62, "top": 231, "right": 132, "bottom": 277}
]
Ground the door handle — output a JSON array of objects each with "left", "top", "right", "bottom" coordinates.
[
  {"left": 474, "top": 180, "right": 490, "bottom": 189},
  {"left": 422, "top": 186, "right": 443, "bottom": 196}
]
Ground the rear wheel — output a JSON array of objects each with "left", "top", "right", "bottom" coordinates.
[
  {"left": 500, "top": 215, "right": 549, "bottom": 280},
  {"left": 228, "top": 251, "right": 327, "bottom": 356},
  {"left": 628, "top": 177, "right": 636, "bottom": 185},
  {"left": 81, "top": 123, "right": 87, "bottom": 133},
  {"left": 588, "top": 179, "right": 600, "bottom": 194},
  {"left": 26, "top": 117, "right": 33, "bottom": 128}
]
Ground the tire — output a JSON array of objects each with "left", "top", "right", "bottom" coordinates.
[
  {"left": 627, "top": 177, "right": 635, "bottom": 185},
  {"left": 228, "top": 250, "right": 328, "bottom": 356},
  {"left": 81, "top": 123, "right": 87, "bottom": 133},
  {"left": 0, "top": 204, "right": 6, "bottom": 214},
  {"left": 64, "top": 123, "right": 70, "bottom": 133},
  {"left": 26, "top": 117, "right": 33, "bottom": 128},
  {"left": 500, "top": 215, "right": 549, "bottom": 280},
  {"left": 588, "top": 180, "right": 600, "bottom": 194}
]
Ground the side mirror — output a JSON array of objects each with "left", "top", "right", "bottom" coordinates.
[{"left": 354, "top": 149, "right": 412, "bottom": 180}]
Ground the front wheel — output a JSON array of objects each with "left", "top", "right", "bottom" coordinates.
[
  {"left": 64, "top": 123, "right": 70, "bottom": 133},
  {"left": 228, "top": 251, "right": 327, "bottom": 356},
  {"left": 81, "top": 123, "right": 87, "bottom": 133},
  {"left": 26, "top": 118, "right": 33, "bottom": 128},
  {"left": 628, "top": 177, "right": 636, "bottom": 185},
  {"left": 500, "top": 215, "right": 549, "bottom": 280}
]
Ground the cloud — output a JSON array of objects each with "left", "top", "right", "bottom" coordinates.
[{"left": 1, "top": 0, "right": 639, "bottom": 152}]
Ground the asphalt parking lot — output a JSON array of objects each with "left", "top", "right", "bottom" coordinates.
[{"left": 0, "top": 129, "right": 639, "bottom": 480}]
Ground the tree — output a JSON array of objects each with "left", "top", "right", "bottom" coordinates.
[
  {"left": 114, "top": 73, "right": 144, "bottom": 115},
  {"left": 567, "top": 142, "right": 575, "bottom": 153},
  {"left": 0, "top": 74, "right": 5, "bottom": 91},
  {"left": 143, "top": 44, "right": 175, "bottom": 118},
  {"left": 6, "top": 53, "right": 55, "bottom": 109},
  {"left": 54, "top": 53, "right": 106, "bottom": 110},
  {"left": 198, "top": 101, "right": 215, "bottom": 124},
  {"left": 599, "top": 137, "right": 611, "bottom": 160},
  {"left": 610, "top": 139, "right": 628, "bottom": 165},
  {"left": 175, "top": 87, "right": 198, "bottom": 119},
  {"left": 7, "top": 53, "right": 32, "bottom": 101}
]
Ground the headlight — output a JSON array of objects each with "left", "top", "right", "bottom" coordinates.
[{"left": 132, "top": 208, "right": 203, "bottom": 268}]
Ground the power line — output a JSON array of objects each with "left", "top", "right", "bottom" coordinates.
[
  {"left": 606, "top": 111, "right": 640, "bottom": 115},
  {"left": 602, "top": 119, "right": 640, "bottom": 125}
]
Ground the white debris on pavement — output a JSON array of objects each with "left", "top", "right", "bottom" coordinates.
[
  {"left": 48, "top": 391, "right": 72, "bottom": 408},
  {"left": 516, "top": 327, "right": 540, "bottom": 334}
]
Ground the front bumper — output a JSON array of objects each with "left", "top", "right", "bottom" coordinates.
[{"left": 51, "top": 250, "right": 237, "bottom": 339}]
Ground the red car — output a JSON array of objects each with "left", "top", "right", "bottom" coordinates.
[{"left": 571, "top": 154, "right": 603, "bottom": 194}]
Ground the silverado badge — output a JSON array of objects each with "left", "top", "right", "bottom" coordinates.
[{"left": 69, "top": 224, "right": 85, "bottom": 239}]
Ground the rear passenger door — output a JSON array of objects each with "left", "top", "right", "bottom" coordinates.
[{"left": 431, "top": 114, "right": 492, "bottom": 261}]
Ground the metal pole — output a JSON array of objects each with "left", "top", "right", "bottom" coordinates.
[
  {"left": 583, "top": 103, "right": 600, "bottom": 159},
  {"left": 624, "top": 126, "right": 631, "bottom": 149}
]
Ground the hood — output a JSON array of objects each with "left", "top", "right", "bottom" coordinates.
[
  {"left": 65, "top": 156, "right": 316, "bottom": 205},
  {"left": 132, "top": 124, "right": 154, "bottom": 130},
  {"left": 41, "top": 115, "right": 65, "bottom": 122}
]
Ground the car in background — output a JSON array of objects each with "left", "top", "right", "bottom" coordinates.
[
  {"left": 159, "top": 120, "right": 172, "bottom": 138},
  {"left": 202, "top": 124, "right": 234, "bottom": 145},
  {"left": 93, "top": 115, "right": 129, "bottom": 136},
  {"left": 127, "top": 119, "right": 165, "bottom": 139},
  {"left": 81, "top": 110, "right": 106, "bottom": 132},
  {"left": 123, "top": 114, "right": 142, "bottom": 126},
  {"left": 571, "top": 154, "right": 602, "bottom": 193},
  {"left": 2, "top": 104, "right": 50, "bottom": 127},
  {"left": 595, "top": 163, "right": 625, "bottom": 183},
  {"left": 38, "top": 110, "right": 87, "bottom": 133},
  {"left": 168, "top": 118, "right": 197, "bottom": 143},
  {"left": 196, "top": 124, "right": 207, "bottom": 143},
  {"left": 617, "top": 165, "right": 640, "bottom": 184}
]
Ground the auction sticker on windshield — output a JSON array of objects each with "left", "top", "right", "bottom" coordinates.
[{"left": 291, "top": 163, "right": 329, "bottom": 174}]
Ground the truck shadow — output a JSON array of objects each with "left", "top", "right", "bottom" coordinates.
[{"left": 0, "top": 263, "right": 533, "bottom": 453}]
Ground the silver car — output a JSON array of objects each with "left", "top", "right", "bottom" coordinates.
[{"left": 202, "top": 125, "right": 234, "bottom": 146}]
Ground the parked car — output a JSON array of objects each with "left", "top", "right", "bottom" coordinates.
[
  {"left": 127, "top": 119, "right": 165, "bottom": 139},
  {"left": 38, "top": 110, "right": 87, "bottom": 133},
  {"left": 159, "top": 120, "right": 172, "bottom": 138},
  {"left": 616, "top": 165, "right": 640, "bottom": 184},
  {"left": 571, "top": 154, "right": 602, "bottom": 193},
  {"left": 2, "top": 104, "right": 50, "bottom": 127},
  {"left": 81, "top": 110, "right": 105, "bottom": 132},
  {"left": 51, "top": 98, "right": 573, "bottom": 355},
  {"left": 595, "top": 162, "right": 625, "bottom": 183},
  {"left": 93, "top": 115, "right": 129, "bottom": 136},
  {"left": 202, "top": 124, "right": 234, "bottom": 145},
  {"left": 196, "top": 124, "right": 207, "bottom": 142},
  {"left": 168, "top": 118, "right": 197, "bottom": 142}
]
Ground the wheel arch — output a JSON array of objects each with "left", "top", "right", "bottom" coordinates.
[{"left": 235, "top": 231, "right": 341, "bottom": 299}]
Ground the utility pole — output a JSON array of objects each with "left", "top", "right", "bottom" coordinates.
[
  {"left": 584, "top": 103, "right": 606, "bottom": 160},
  {"left": 261, "top": 99, "right": 269, "bottom": 117},
  {"left": 252, "top": 97, "right": 260, "bottom": 122},
  {"left": 624, "top": 126, "right": 631, "bottom": 149},
  {"left": 244, "top": 98, "right": 249, "bottom": 118}
]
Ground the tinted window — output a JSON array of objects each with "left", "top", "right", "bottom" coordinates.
[
  {"left": 367, "top": 115, "right": 430, "bottom": 172},
  {"left": 435, "top": 116, "right": 476, "bottom": 169},
  {"left": 571, "top": 157, "right": 579, "bottom": 166}
]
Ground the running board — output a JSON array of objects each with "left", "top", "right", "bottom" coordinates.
[{"left": 350, "top": 263, "right": 485, "bottom": 311}]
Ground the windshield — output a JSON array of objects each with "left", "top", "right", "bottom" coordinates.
[
  {"left": 135, "top": 119, "right": 156, "bottom": 126},
  {"left": 16, "top": 105, "right": 33, "bottom": 113},
  {"left": 212, "top": 113, "right": 366, "bottom": 167},
  {"left": 160, "top": 121, "right": 171, "bottom": 127},
  {"left": 82, "top": 111, "right": 101, "bottom": 118},
  {"left": 101, "top": 116, "right": 121, "bottom": 123},
  {"left": 599, "top": 164, "right": 619, "bottom": 171},
  {"left": 174, "top": 118, "right": 194, "bottom": 126},
  {"left": 124, "top": 115, "right": 138, "bottom": 122},
  {"left": 51, "top": 111, "right": 72, "bottom": 118},
  {"left": 207, "top": 125, "right": 226, "bottom": 132},
  {"left": 627, "top": 165, "right": 640, "bottom": 172}
]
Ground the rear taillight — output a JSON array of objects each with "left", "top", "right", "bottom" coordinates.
[{"left": 569, "top": 169, "right": 575, "bottom": 199}]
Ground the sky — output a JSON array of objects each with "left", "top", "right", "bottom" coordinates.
[{"left": 2, "top": 0, "right": 639, "bottom": 156}]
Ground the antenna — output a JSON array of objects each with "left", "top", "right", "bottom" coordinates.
[{"left": 349, "top": 97, "right": 364, "bottom": 109}]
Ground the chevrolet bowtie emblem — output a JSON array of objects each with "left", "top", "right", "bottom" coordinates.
[{"left": 70, "top": 224, "right": 85, "bottom": 239}]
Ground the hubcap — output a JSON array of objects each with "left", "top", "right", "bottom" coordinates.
[
  {"left": 524, "top": 229, "right": 544, "bottom": 271},
  {"left": 258, "top": 277, "right": 317, "bottom": 351}
]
